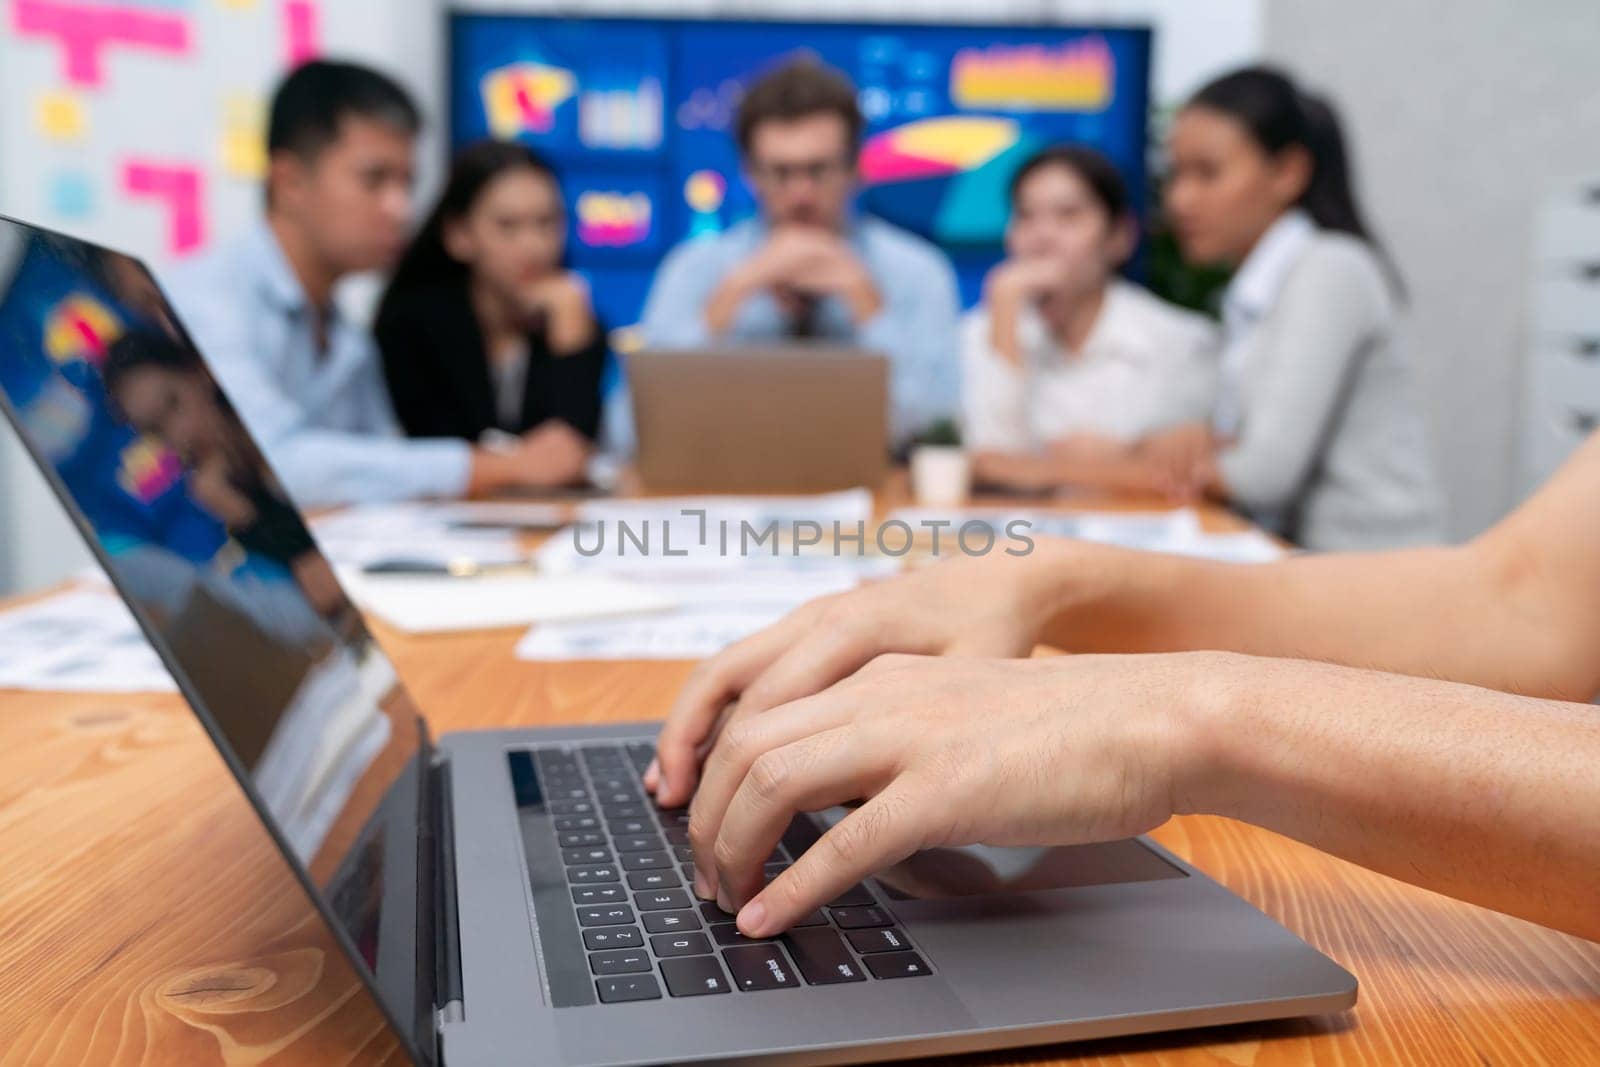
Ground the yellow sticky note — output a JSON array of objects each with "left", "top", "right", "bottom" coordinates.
[
  {"left": 221, "top": 93, "right": 267, "bottom": 179},
  {"left": 35, "top": 93, "right": 87, "bottom": 142}
]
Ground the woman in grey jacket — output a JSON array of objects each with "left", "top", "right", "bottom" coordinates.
[{"left": 1143, "top": 67, "right": 1443, "bottom": 551}]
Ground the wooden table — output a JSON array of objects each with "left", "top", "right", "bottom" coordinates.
[{"left": 3, "top": 486, "right": 1598, "bottom": 1066}]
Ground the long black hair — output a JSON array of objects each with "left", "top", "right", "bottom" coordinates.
[
  {"left": 1008, "top": 144, "right": 1130, "bottom": 222},
  {"left": 1187, "top": 66, "right": 1403, "bottom": 295},
  {"left": 383, "top": 139, "right": 563, "bottom": 301}
]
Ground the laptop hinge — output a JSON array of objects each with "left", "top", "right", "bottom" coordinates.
[{"left": 430, "top": 751, "right": 465, "bottom": 1036}]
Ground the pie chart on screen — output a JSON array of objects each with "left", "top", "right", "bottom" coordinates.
[{"left": 858, "top": 116, "right": 1043, "bottom": 245}]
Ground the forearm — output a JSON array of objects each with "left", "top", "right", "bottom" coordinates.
[
  {"left": 1029, "top": 536, "right": 1597, "bottom": 699},
  {"left": 704, "top": 270, "right": 755, "bottom": 337},
  {"left": 1177, "top": 652, "right": 1600, "bottom": 942}
]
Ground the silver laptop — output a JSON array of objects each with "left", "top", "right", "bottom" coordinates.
[{"left": 0, "top": 216, "right": 1355, "bottom": 1066}]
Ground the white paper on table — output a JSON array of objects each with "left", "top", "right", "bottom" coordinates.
[
  {"left": 513, "top": 562, "right": 872, "bottom": 662},
  {"left": 545, "top": 489, "right": 876, "bottom": 574},
  {"left": 516, "top": 604, "right": 792, "bottom": 661},
  {"left": 575, "top": 488, "right": 872, "bottom": 528},
  {"left": 0, "top": 588, "right": 174, "bottom": 692},
  {"left": 886, "top": 507, "right": 1283, "bottom": 562},
  {"left": 338, "top": 568, "right": 679, "bottom": 634},
  {"left": 310, "top": 503, "right": 528, "bottom": 568},
  {"left": 888, "top": 506, "right": 1203, "bottom": 547}
]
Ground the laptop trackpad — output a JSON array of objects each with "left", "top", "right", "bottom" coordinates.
[{"left": 804, "top": 808, "right": 1185, "bottom": 901}]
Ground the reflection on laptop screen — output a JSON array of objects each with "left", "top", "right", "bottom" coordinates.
[{"left": 0, "top": 219, "right": 426, "bottom": 1048}]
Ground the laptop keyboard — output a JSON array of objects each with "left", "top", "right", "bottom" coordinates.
[{"left": 509, "top": 743, "right": 930, "bottom": 1006}]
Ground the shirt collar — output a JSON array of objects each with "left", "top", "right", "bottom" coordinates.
[
  {"left": 246, "top": 219, "right": 322, "bottom": 318},
  {"left": 1027, "top": 279, "right": 1134, "bottom": 360},
  {"left": 1223, "top": 208, "right": 1315, "bottom": 325}
]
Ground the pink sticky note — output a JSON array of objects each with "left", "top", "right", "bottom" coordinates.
[
  {"left": 282, "top": 0, "right": 319, "bottom": 66},
  {"left": 120, "top": 161, "right": 205, "bottom": 256},
  {"left": 11, "top": 0, "right": 191, "bottom": 88}
]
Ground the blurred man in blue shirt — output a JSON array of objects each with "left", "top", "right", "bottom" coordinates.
[
  {"left": 166, "top": 60, "right": 587, "bottom": 507},
  {"left": 640, "top": 60, "right": 961, "bottom": 447}
]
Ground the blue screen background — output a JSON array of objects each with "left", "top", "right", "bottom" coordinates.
[{"left": 449, "top": 15, "right": 1152, "bottom": 335}]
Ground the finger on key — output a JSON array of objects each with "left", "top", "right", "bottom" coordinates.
[
  {"left": 687, "top": 690, "right": 854, "bottom": 901},
  {"left": 738, "top": 783, "right": 926, "bottom": 938},
  {"left": 712, "top": 727, "right": 885, "bottom": 913}
]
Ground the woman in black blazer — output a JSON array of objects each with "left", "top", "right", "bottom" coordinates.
[{"left": 376, "top": 141, "right": 604, "bottom": 483}]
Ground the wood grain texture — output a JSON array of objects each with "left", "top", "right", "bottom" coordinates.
[{"left": 2, "top": 487, "right": 1598, "bottom": 1066}]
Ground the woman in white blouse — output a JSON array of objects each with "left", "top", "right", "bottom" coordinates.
[
  {"left": 962, "top": 146, "right": 1218, "bottom": 494},
  {"left": 1144, "top": 67, "right": 1443, "bottom": 550}
]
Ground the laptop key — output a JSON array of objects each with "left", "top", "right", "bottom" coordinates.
[
  {"left": 590, "top": 949, "right": 653, "bottom": 976},
  {"left": 660, "top": 954, "right": 731, "bottom": 997},
  {"left": 846, "top": 927, "right": 911, "bottom": 954},
  {"left": 699, "top": 902, "right": 737, "bottom": 924},
  {"left": 603, "top": 804, "right": 648, "bottom": 820},
  {"left": 547, "top": 800, "right": 595, "bottom": 816},
  {"left": 863, "top": 951, "right": 931, "bottom": 979},
  {"left": 710, "top": 923, "right": 773, "bottom": 946},
  {"left": 828, "top": 885, "right": 876, "bottom": 909},
  {"left": 634, "top": 889, "right": 691, "bottom": 911},
  {"left": 578, "top": 905, "right": 636, "bottom": 928},
  {"left": 722, "top": 944, "right": 800, "bottom": 991},
  {"left": 663, "top": 827, "right": 691, "bottom": 846},
  {"left": 559, "top": 831, "right": 606, "bottom": 848},
  {"left": 554, "top": 815, "right": 600, "bottom": 832},
  {"left": 672, "top": 845, "right": 695, "bottom": 863},
  {"left": 783, "top": 927, "right": 867, "bottom": 985},
  {"left": 563, "top": 847, "right": 613, "bottom": 866},
  {"left": 568, "top": 864, "right": 621, "bottom": 885},
  {"left": 627, "top": 870, "right": 679, "bottom": 891},
  {"left": 831, "top": 905, "right": 892, "bottom": 929},
  {"left": 621, "top": 851, "right": 671, "bottom": 871},
  {"left": 642, "top": 909, "right": 702, "bottom": 934},
  {"left": 791, "top": 910, "right": 828, "bottom": 928},
  {"left": 650, "top": 932, "right": 713, "bottom": 957},
  {"left": 596, "top": 974, "right": 661, "bottom": 1003},
  {"left": 609, "top": 818, "right": 653, "bottom": 836},
  {"left": 615, "top": 834, "right": 664, "bottom": 853},
  {"left": 583, "top": 927, "right": 642, "bottom": 950},
  {"left": 571, "top": 885, "right": 625, "bottom": 906}
]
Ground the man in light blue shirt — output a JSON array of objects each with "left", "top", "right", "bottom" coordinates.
[
  {"left": 166, "top": 60, "right": 570, "bottom": 507},
  {"left": 639, "top": 60, "right": 961, "bottom": 447}
]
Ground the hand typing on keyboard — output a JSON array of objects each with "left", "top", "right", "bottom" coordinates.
[
  {"left": 666, "top": 651, "right": 1212, "bottom": 940},
  {"left": 645, "top": 551, "right": 1062, "bottom": 807}
]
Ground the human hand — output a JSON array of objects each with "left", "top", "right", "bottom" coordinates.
[
  {"left": 523, "top": 272, "right": 597, "bottom": 356},
  {"left": 515, "top": 420, "right": 591, "bottom": 486},
  {"left": 682, "top": 651, "right": 1207, "bottom": 935},
  {"left": 983, "top": 256, "right": 1066, "bottom": 305},
  {"left": 982, "top": 257, "right": 1067, "bottom": 364},
  {"left": 645, "top": 551, "right": 1061, "bottom": 807},
  {"left": 1136, "top": 422, "right": 1217, "bottom": 499}
]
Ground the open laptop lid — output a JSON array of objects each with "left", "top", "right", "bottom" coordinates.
[{"left": 0, "top": 217, "right": 433, "bottom": 1064}]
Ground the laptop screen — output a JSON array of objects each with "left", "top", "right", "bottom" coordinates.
[{"left": 0, "top": 219, "right": 428, "bottom": 1059}]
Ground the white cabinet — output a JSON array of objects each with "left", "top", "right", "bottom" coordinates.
[{"left": 1519, "top": 177, "right": 1600, "bottom": 497}]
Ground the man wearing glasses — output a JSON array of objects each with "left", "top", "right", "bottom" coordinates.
[{"left": 640, "top": 60, "right": 962, "bottom": 447}]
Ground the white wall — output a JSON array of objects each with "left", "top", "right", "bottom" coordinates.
[
  {"left": 1264, "top": 0, "right": 1600, "bottom": 539},
  {"left": 0, "top": 0, "right": 436, "bottom": 595}
]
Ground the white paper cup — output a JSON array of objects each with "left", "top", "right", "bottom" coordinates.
[{"left": 910, "top": 446, "right": 971, "bottom": 507}]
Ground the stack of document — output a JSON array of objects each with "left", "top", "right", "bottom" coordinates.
[
  {"left": 520, "top": 490, "right": 896, "bottom": 660},
  {"left": 0, "top": 588, "right": 173, "bottom": 692}
]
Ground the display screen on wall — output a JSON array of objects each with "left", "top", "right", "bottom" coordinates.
[{"left": 449, "top": 13, "right": 1152, "bottom": 330}]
